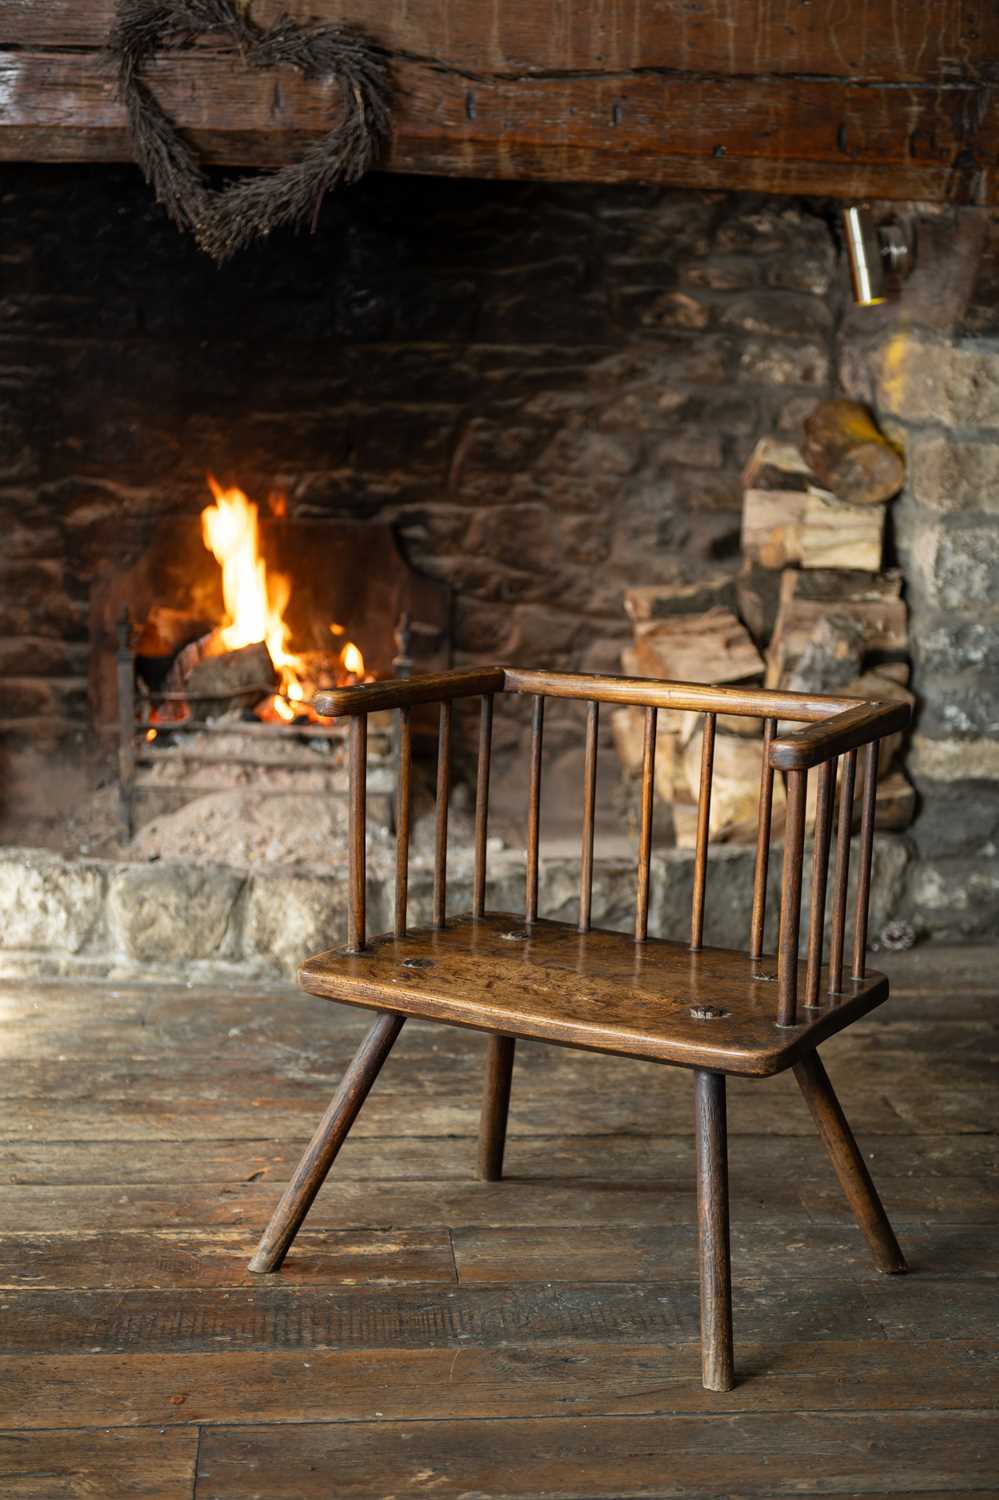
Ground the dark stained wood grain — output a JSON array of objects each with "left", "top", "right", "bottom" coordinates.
[
  {"left": 347, "top": 712, "right": 366, "bottom": 954},
  {"left": 7, "top": 1, "right": 997, "bottom": 82},
  {"left": 793, "top": 1051, "right": 907, "bottom": 1276},
  {"left": 394, "top": 706, "right": 412, "bottom": 938},
  {"left": 194, "top": 1409, "right": 999, "bottom": 1497},
  {"left": 0, "top": 1427, "right": 198, "bottom": 1499},
  {"left": 472, "top": 693, "right": 493, "bottom": 920},
  {"left": 2, "top": 36, "right": 997, "bottom": 204},
  {"left": 805, "top": 757, "right": 837, "bottom": 1008},
  {"left": 300, "top": 914, "right": 890, "bottom": 1076},
  {"left": 525, "top": 694, "right": 544, "bottom": 925},
  {"left": 694, "top": 1068, "right": 733, "bottom": 1391},
  {"left": 5, "top": 1338, "right": 998, "bottom": 1431},
  {"left": 690, "top": 711, "right": 715, "bottom": 952},
  {"left": 0, "top": 946, "right": 994, "bottom": 1489},
  {"left": 852, "top": 739, "right": 880, "bottom": 981},
  {"left": 829, "top": 749, "right": 859, "bottom": 995},
  {"left": 749, "top": 717, "right": 775, "bottom": 961},
  {"left": 578, "top": 700, "right": 598, "bottom": 934},
  {"left": 433, "top": 700, "right": 452, "bottom": 931},
  {"left": 478, "top": 1034, "right": 516, "bottom": 1182},
  {"left": 777, "top": 769, "right": 807, "bottom": 1028},
  {"left": 248, "top": 1011, "right": 405, "bottom": 1272},
  {"left": 634, "top": 705, "right": 657, "bottom": 943}
]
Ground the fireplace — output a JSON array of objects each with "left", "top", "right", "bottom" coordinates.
[{"left": 1, "top": 160, "right": 998, "bottom": 977}]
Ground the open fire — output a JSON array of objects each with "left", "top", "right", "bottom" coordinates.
[{"left": 144, "top": 477, "right": 370, "bottom": 730}]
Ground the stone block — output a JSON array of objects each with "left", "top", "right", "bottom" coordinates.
[
  {"left": 720, "top": 292, "right": 832, "bottom": 339},
  {"left": 910, "top": 778, "right": 999, "bottom": 859},
  {"left": 917, "top": 614, "right": 999, "bottom": 677},
  {"left": 910, "top": 734, "right": 999, "bottom": 782},
  {"left": 916, "top": 669, "right": 999, "bottom": 738},
  {"left": 909, "top": 434, "right": 999, "bottom": 514},
  {"left": 0, "top": 852, "right": 104, "bottom": 953},
  {"left": 906, "top": 858, "right": 999, "bottom": 940},
  {"left": 107, "top": 863, "right": 244, "bottom": 965},
  {"left": 907, "top": 518, "right": 999, "bottom": 609},
  {"left": 244, "top": 872, "right": 355, "bottom": 977},
  {"left": 737, "top": 340, "right": 830, "bottom": 388},
  {"left": 866, "top": 334, "right": 999, "bottom": 428}
]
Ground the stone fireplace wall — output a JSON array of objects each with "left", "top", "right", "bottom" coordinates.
[
  {"left": 2, "top": 165, "right": 996, "bottom": 940},
  {"left": 1, "top": 165, "right": 841, "bottom": 846},
  {"left": 841, "top": 211, "right": 999, "bottom": 939}
]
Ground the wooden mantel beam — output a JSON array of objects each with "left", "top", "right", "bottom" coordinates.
[{"left": 1, "top": 1, "right": 997, "bottom": 203}]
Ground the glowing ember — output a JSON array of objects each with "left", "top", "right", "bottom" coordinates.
[{"left": 199, "top": 475, "right": 367, "bottom": 720}]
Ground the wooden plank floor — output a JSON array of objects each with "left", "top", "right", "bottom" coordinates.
[{"left": 0, "top": 946, "right": 996, "bottom": 1498}]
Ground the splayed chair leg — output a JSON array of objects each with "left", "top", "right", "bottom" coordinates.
[
  {"left": 248, "top": 1011, "right": 405, "bottom": 1274},
  {"left": 478, "top": 1035, "right": 516, "bottom": 1181},
  {"left": 694, "top": 1068, "right": 735, "bottom": 1392},
  {"left": 794, "top": 1049, "right": 907, "bottom": 1274}
]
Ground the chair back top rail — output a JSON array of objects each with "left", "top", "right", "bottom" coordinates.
[{"left": 316, "top": 666, "right": 909, "bottom": 770}]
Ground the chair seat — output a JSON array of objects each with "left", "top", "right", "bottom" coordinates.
[{"left": 299, "top": 913, "right": 888, "bottom": 1077}]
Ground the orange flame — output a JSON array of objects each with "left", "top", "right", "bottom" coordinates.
[{"left": 199, "top": 476, "right": 366, "bottom": 721}]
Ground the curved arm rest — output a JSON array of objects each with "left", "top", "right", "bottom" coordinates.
[
  {"left": 314, "top": 665, "right": 507, "bottom": 718},
  {"left": 769, "top": 699, "right": 910, "bottom": 772}
]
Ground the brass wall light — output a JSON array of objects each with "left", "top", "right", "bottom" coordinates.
[{"left": 842, "top": 207, "right": 913, "bottom": 306}]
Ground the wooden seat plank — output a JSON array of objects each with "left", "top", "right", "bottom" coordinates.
[{"left": 300, "top": 913, "right": 888, "bottom": 1077}]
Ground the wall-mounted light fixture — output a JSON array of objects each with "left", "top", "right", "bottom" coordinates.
[{"left": 842, "top": 207, "right": 913, "bottom": 306}]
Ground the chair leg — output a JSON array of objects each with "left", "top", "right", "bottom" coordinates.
[
  {"left": 248, "top": 1011, "right": 405, "bottom": 1274},
  {"left": 793, "top": 1049, "right": 907, "bottom": 1274},
  {"left": 694, "top": 1068, "right": 734, "bottom": 1392},
  {"left": 478, "top": 1035, "right": 516, "bottom": 1181}
]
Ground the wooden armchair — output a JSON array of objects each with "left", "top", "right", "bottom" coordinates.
[{"left": 248, "top": 666, "right": 911, "bottom": 1391}]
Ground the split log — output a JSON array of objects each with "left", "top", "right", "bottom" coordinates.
[
  {"left": 800, "top": 488, "right": 884, "bottom": 572},
  {"left": 766, "top": 569, "right": 907, "bottom": 690},
  {"left": 802, "top": 399, "right": 905, "bottom": 505},
  {"left": 736, "top": 560, "right": 783, "bottom": 649},
  {"left": 740, "top": 437, "right": 814, "bottom": 569},
  {"left": 624, "top": 571, "right": 738, "bottom": 623},
  {"left": 180, "top": 640, "right": 279, "bottom": 721},
  {"left": 633, "top": 608, "right": 765, "bottom": 687}
]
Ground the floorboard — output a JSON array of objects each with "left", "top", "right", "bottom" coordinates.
[{"left": 0, "top": 944, "right": 996, "bottom": 1498}]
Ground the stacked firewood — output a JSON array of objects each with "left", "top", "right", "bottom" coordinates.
[{"left": 613, "top": 399, "right": 913, "bottom": 844}]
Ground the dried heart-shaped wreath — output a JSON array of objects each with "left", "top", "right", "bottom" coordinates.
[{"left": 108, "top": 0, "right": 392, "bottom": 262}]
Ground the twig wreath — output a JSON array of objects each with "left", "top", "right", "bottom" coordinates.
[{"left": 107, "top": 0, "right": 393, "bottom": 262}]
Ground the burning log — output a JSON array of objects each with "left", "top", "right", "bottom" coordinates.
[
  {"left": 802, "top": 399, "right": 905, "bottom": 506},
  {"left": 180, "top": 639, "right": 279, "bottom": 721}
]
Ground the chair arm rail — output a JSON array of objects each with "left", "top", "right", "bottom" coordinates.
[
  {"left": 769, "top": 700, "right": 911, "bottom": 772},
  {"left": 314, "top": 666, "right": 507, "bottom": 718}
]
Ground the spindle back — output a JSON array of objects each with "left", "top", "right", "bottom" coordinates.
[{"left": 314, "top": 666, "right": 910, "bottom": 1029}]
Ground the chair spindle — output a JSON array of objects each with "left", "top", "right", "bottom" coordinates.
[
  {"left": 851, "top": 740, "right": 879, "bottom": 980},
  {"left": 828, "top": 748, "right": 857, "bottom": 995},
  {"left": 804, "top": 757, "right": 836, "bottom": 1007},
  {"left": 526, "top": 695, "right": 544, "bottom": 924},
  {"left": 749, "top": 717, "right": 776, "bottom": 961},
  {"left": 579, "top": 700, "right": 599, "bottom": 934},
  {"left": 690, "top": 711, "right": 716, "bottom": 951},
  {"left": 473, "top": 694, "right": 494, "bottom": 920},
  {"left": 776, "top": 767, "right": 807, "bottom": 1026},
  {"left": 433, "top": 700, "right": 451, "bottom": 930},
  {"left": 347, "top": 713, "right": 367, "bottom": 953},
  {"left": 635, "top": 705, "right": 657, "bottom": 942},
  {"left": 394, "top": 707, "right": 412, "bottom": 939}
]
